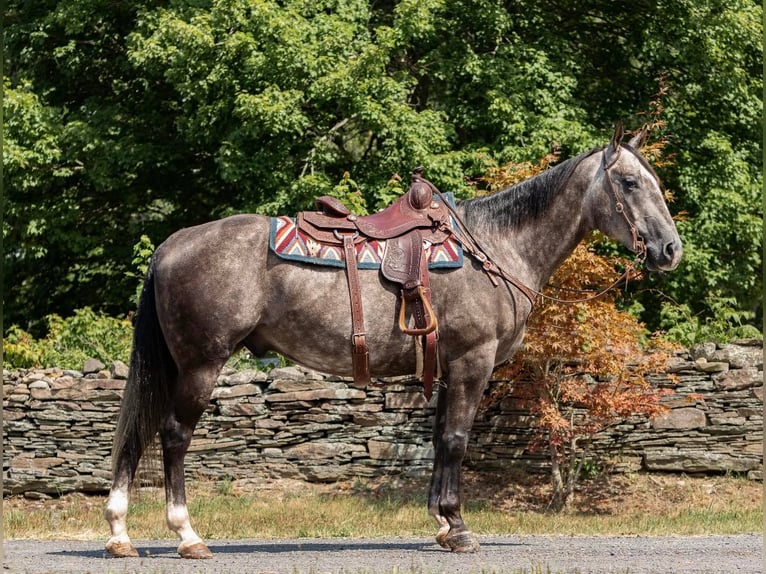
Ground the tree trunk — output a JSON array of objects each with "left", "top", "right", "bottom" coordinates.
[
  {"left": 548, "top": 441, "right": 570, "bottom": 512},
  {"left": 549, "top": 437, "right": 583, "bottom": 513}
]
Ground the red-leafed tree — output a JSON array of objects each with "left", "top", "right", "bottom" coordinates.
[
  {"left": 484, "top": 124, "right": 678, "bottom": 511},
  {"left": 498, "top": 243, "right": 677, "bottom": 511}
]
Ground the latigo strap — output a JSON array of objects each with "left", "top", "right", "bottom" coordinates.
[{"left": 342, "top": 233, "right": 371, "bottom": 388}]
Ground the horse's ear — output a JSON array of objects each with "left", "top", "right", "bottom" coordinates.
[
  {"left": 605, "top": 122, "right": 624, "bottom": 163},
  {"left": 627, "top": 125, "right": 649, "bottom": 150}
]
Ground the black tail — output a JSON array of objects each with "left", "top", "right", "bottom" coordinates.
[{"left": 111, "top": 256, "right": 175, "bottom": 481}]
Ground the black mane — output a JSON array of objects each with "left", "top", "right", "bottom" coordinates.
[{"left": 460, "top": 148, "right": 601, "bottom": 230}]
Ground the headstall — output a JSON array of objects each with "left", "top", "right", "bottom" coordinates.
[{"left": 436, "top": 145, "right": 648, "bottom": 307}]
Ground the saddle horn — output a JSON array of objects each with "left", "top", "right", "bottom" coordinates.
[{"left": 408, "top": 167, "right": 434, "bottom": 210}]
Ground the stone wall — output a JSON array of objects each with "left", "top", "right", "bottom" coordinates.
[
  {"left": 468, "top": 340, "right": 763, "bottom": 478},
  {"left": 3, "top": 340, "right": 762, "bottom": 495}
]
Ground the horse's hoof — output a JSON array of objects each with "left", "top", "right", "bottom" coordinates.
[
  {"left": 105, "top": 540, "right": 139, "bottom": 558},
  {"left": 445, "top": 531, "right": 480, "bottom": 553},
  {"left": 435, "top": 525, "right": 451, "bottom": 548},
  {"left": 178, "top": 541, "right": 213, "bottom": 559}
]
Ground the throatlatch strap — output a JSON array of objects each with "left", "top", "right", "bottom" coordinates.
[{"left": 342, "top": 234, "right": 370, "bottom": 388}]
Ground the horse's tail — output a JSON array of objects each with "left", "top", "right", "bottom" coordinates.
[{"left": 111, "top": 255, "right": 175, "bottom": 481}]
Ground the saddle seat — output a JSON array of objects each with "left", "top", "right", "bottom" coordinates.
[
  {"left": 298, "top": 178, "right": 451, "bottom": 244},
  {"left": 295, "top": 169, "right": 454, "bottom": 399}
]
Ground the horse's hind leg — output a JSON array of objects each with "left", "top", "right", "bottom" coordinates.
[
  {"left": 160, "top": 363, "right": 223, "bottom": 559},
  {"left": 105, "top": 374, "right": 161, "bottom": 557},
  {"left": 104, "top": 442, "right": 142, "bottom": 557}
]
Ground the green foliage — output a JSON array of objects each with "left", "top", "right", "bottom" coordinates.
[
  {"left": 2, "top": 308, "right": 133, "bottom": 370},
  {"left": 127, "top": 235, "right": 156, "bottom": 307},
  {"left": 226, "top": 349, "right": 290, "bottom": 371},
  {"left": 3, "top": 0, "right": 762, "bottom": 339},
  {"left": 3, "top": 326, "right": 45, "bottom": 369},
  {"left": 216, "top": 476, "right": 234, "bottom": 497},
  {"left": 632, "top": 1, "right": 763, "bottom": 330},
  {"left": 330, "top": 172, "right": 369, "bottom": 215},
  {"left": 660, "top": 295, "right": 763, "bottom": 347},
  {"left": 374, "top": 173, "right": 407, "bottom": 212}
]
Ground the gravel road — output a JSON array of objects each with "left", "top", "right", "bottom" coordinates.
[{"left": 3, "top": 534, "right": 762, "bottom": 574}]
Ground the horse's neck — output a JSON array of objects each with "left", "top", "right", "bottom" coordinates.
[
  {"left": 511, "top": 187, "right": 592, "bottom": 289},
  {"left": 459, "top": 159, "right": 597, "bottom": 291}
]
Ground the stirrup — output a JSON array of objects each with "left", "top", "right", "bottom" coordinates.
[{"left": 398, "top": 286, "right": 438, "bottom": 336}]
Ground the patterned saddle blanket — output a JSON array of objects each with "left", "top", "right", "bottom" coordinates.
[{"left": 269, "top": 194, "right": 463, "bottom": 270}]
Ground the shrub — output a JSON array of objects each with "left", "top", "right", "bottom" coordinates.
[
  {"left": 3, "top": 307, "right": 132, "bottom": 370},
  {"left": 660, "top": 295, "right": 762, "bottom": 347},
  {"left": 496, "top": 243, "right": 677, "bottom": 512}
]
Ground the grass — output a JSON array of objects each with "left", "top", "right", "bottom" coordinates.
[{"left": 3, "top": 470, "right": 762, "bottom": 541}]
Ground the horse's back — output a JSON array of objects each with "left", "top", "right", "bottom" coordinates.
[
  {"left": 149, "top": 212, "right": 528, "bottom": 378},
  {"left": 158, "top": 214, "right": 269, "bottom": 261}
]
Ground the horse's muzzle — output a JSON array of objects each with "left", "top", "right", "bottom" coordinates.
[{"left": 646, "top": 238, "right": 682, "bottom": 271}]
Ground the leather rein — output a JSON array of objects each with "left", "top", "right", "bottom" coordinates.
[{"left": 430, "top": 145, "right": 648, "bottom": 307}]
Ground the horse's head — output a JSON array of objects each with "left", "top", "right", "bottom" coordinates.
[{"left": 590, "top": 124, "right": 682, "bottom": 271}]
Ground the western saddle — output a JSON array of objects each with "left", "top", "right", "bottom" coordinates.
[{"left": 296, "top": 169, "right": 453, "bottom": 399}]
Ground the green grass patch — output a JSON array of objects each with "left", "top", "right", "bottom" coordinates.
[{"left": 4, "top": 472, "right": 762, "bottom": 541}]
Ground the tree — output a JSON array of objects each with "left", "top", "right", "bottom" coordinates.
[
  {"left": 3, "top": 0, "right": 761, "bottom": 335},
  {"left": 636, "top": 0, "right": 763, "bottom": 331},
  {"left": 4, "top": 0, "right": 195, "bottom": 330},
  {"left": 499, "top": 244, "right": 676, "bottom": 511}
]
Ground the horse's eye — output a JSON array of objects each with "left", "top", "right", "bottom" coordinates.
[{"left": 622, "top": 177, "right": 638, "bottom": 192}]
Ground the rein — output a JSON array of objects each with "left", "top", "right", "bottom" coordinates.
[
  {"left": 425, "top": 145, "right": 648, "bottom": 307},
  {"left": 527, "top": 145, "right": 649, "bottom": 304},
  {"left": 414, "top": 171, "right": 538, "bottom": 305}
]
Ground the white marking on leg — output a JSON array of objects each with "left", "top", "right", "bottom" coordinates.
[
  {"left": 105, "top": 485, "right": 138, "bottom": 556},
  {"left": 434, "top": 513, "right": 450, "bottom": 547},
  {"left": 167, "top": 502, "right": 204, "bottom": 548},
  {"left": 104, "top": 487, "right": 130, "bottom": 543}
]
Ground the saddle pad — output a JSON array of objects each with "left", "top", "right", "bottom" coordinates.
[{"left": 269, "top": 216, "right": 463, "bottom": 270}]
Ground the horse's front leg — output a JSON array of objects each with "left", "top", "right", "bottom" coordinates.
[
  {"left": 428, "top": 386, "right": 451, "bottom": 547},
  {"left": 427, "top": 357, "right": 492, "bottom": 553}
]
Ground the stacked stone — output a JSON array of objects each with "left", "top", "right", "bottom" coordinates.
[
  {"left": 638, "top": 340, "right": 762, "bottom": 479},
  {"left": 3, "top": 359, "right": 128, "bottom": 494},
  {"left": 2, "top": 341, "right": 762, "bottom": 496},
  {"left": 183, "top": 366, "right": 436, "bottom": 484},
  {"left": 3, "top": 364, "right": 437, "bottom": 495},
  {"left": 467, "top": 339, "right": 763, "bottom": 480}
]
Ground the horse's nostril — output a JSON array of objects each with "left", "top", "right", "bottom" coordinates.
[{"left": 664, "top": 240, "right": 682, "bottom": 264}]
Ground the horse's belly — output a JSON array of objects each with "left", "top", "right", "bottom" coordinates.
[{"left": 254, "top": 264, "right": 417, "bottom": 377}]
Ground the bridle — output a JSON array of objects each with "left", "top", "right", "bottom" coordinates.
[
  {"left": 602, "top": 144, "right": 647, "bottom": 259},
  {"left": 431, "top": 144, "right": 649, "bottom": 307}
]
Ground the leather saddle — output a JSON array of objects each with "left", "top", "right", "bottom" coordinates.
[{"left": 296, "top": 169, "right": 454, "bottom": 399}]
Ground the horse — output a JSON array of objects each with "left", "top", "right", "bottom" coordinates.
[{"left": 104, "top": 124, "right": 682, "bottom": 558}]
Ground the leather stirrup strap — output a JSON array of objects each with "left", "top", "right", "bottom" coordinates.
[
  {"left": 423, "top": 331, "right": 437, "bottom": 401},
  {"left": 399, "top": 238, "right": 438, "bottom": 337},
  {"left": 342, "top": 234, "right": 370, "bottom": 388},
  {"left": 420, "top": 255, "right": 438, "bottom": 401}
]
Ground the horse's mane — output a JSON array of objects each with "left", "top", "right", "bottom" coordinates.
[{"left": 459, "top": 147, "right": 602, "bottom": 230}]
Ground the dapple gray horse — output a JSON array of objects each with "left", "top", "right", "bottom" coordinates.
[{"left": 105, "top": 125, "right": 681, "bottom": 558}]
